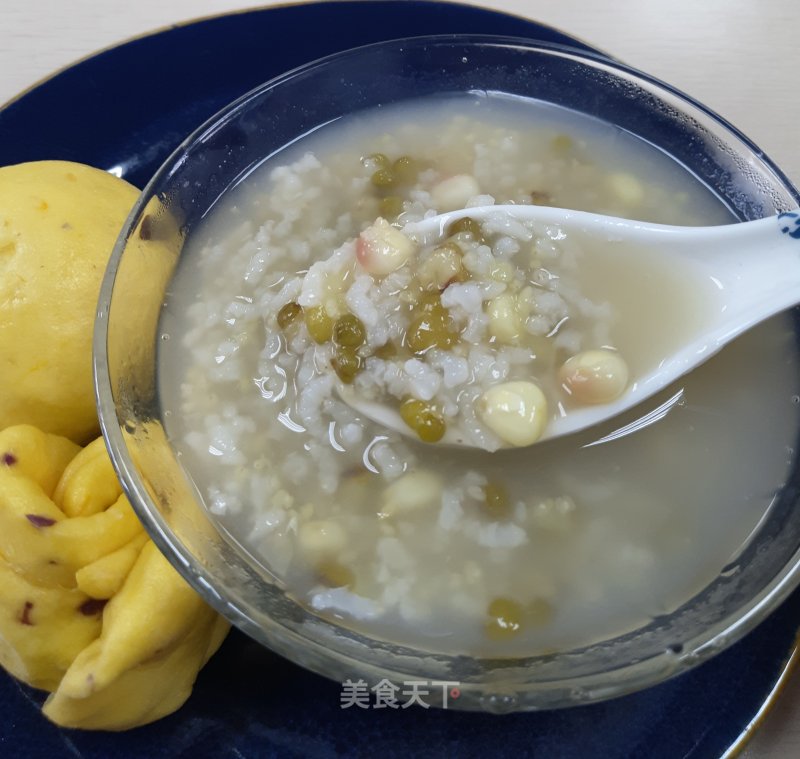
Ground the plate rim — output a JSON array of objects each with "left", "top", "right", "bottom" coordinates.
[{"left": 0, "top": 0, "right": 607, "bottom": 116}]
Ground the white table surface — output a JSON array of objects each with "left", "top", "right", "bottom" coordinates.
[{"left": 1, "top": 0, "right": 799, "bottom": 755}]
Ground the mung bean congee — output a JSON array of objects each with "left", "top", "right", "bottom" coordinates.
[{"left": 159, "top": 96, "right": 800, "bottom": 653}]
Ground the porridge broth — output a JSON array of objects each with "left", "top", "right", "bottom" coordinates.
[{"left": 159, "top": 95, "right": 800, "bottom": 654}]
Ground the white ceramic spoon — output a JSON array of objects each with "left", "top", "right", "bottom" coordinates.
[{"left": 338, "top": 205, "right": 800, "bottom": 449}]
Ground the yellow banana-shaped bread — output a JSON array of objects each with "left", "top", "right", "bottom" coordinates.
[
  {"left": 43, "top": 611, "right": 229, "bottom": 730},
  {"left": 0, "top": 560, "right": 103, "bottom": 691},
  {"left": 0, "top": 436, "right": 144, "bottom": 587},
  {"left": 75, "top": 533, "right": 149, "bottom": 600},
  {"left": 0, "top": 424, "right": 80, "bottom": 496},
  {"left": 54, "top": 436, "right": 124, "bottom": 517},
  {"left": 0, "top": 425, "right": 230, "bottom": 729},
  {"left": 0, "top": 427, "right": 115, "bottom": 687},
  {"left": 44, "top": 542, "right": 230, "bottom": 730}
]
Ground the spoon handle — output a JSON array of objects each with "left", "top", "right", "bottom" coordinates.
[
  {"left": 672, "top": 210, "right": 800, "bottom": 343},
  {"left": 407, "top": 205, "right": 800, "bottom": 346}
]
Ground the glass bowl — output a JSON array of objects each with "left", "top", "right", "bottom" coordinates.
[{"left": 94, "top": 35, "right": 800, "bottom": 712}]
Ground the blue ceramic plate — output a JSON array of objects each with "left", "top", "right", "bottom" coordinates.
[{"left": 1, "top": 3, "right": 798, "bottom": 757}]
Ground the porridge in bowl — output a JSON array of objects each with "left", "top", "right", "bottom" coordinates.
[{"left": 158, "top": 95, "right": 799, "bottom": 655}]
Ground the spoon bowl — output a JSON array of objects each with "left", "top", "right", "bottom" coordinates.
[{"left": 340, "top": 204, "right": 800, "bottom": 448}]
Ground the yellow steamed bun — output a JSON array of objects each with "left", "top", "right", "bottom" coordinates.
[{"left": 0, "top": 161, "right": 139, "bottom": 442}]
